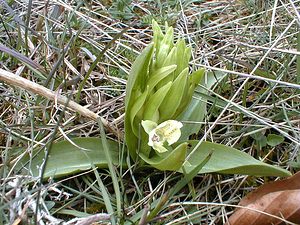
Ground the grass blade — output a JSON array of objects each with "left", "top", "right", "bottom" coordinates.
[{"left": 97, "top": 118, "right": 122, "bottom": 220}]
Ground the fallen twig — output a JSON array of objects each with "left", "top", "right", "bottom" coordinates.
[{"left": 0, "top": 68, "right": 121, "bottom": 137}]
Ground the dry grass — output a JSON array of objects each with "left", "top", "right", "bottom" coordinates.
[{"left": 1, "top": 0, "right": 300, "bottom": 224}]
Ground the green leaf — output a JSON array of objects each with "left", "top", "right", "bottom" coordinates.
[
  {"left": 190, "top": 68, "right": 205, "bottom": 86},
  {"left": 178, "top": 71, "right": 226, "bottom": 141},
  {"left": 125, "top": 44, "right": 154, "bottom": 108},
  {"left": 130, "top": 87, "right": 149, "bottom": 136},
  {"left": 267, "top": 134, "right": 285, "bottom": 147},
  {"left": 15, "top": 137, "right": 122, "bottom": 178},
  {"left": 125, "top": 44, "right": 154, "bottom": 159},
  {"left": 56, "top": 209, "right": 91, "bottom": 218},
  {"left": 97, "top": 118, "right": 121, "bottom": 220},
  {"left": 182, "top": 141, "right": 291, "bottom": 177},
  {"left": 171, "top": 152, "right": 211, "bottom": 196},
  {"left": 156, "top": 27, "right": 174, "bottom": 67},
  {"left": 159, "top": 68, "right": 188, "bottom": 121},
  {"left": 15, "top": 138, "right": 290, "bottom": 179},
  {"left": 145, "top": 152, "right": 212, "bottom": 222},
  {"left": 143, "top": 82, "right": 172, "bottom": 121},
  {"left": 147, "top": 65, "right": 177, "bottom": 91},
  {"left": 162, "top": 47, "right": 177, "bottom": 67},
  {"left": 175, "top": 39, "right": 187, "bottom": 74},
  {"left": 183, "top": 47, "right": 192, "bottom": 69},
  {"left": 152, "top": 20, "right": 164, "bottom": 51},
  {"left": 94, "top": 169, "right": 116, "bottom": 225},
  {"left": 140, "top": 142, "right": 188, "bottom": 171}
]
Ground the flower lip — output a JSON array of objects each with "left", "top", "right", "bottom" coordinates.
[{"left": 141, "top": 120, "right": 183, "bottom": 153}]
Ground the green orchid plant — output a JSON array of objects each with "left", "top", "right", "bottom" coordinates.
[
  {"left": 125, "top": 21, "right": 205, "bottom": 170},
  {"left": 123, "top": 20, "right": 290, "bottom": 175},
  {"left": 17, "top": 20, "right": 291, "bottom": 179}
]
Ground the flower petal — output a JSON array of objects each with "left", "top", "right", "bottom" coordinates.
[
  {"left": 148, "top": 129, "right": 157, "bottom": 147},
  {"left": 143, "top": 120, "right": 183, "bottom": 154},
  {"left": 165, "top": 128, "right": 181, "bottom": 145},
  {"left": 153, "top": 142, "right": 168, "bottom": 153},
  {"left": 141, "top": 120, "right": 157, "bottom": 134},
  {"left": 155, "top": 120, "right": 183, "bottom": 145},
  {"left": 156, "top": 120, "right": 183, "bottom": 130}
]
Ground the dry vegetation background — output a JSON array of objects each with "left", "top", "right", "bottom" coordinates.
[{"left": 1, "top": 0, "right": 300, "bottom": 224}]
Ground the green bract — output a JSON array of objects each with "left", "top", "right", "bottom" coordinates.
[{"left": 125, "top": 20, "right": 204, "bottom": 170}]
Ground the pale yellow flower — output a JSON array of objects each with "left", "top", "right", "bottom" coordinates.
[{"left": 141, "top": 120, "right": 183, "bottom": 153}]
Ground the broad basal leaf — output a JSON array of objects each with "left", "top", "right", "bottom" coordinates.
[
  {"left": 16, "top": 137, "right": 122, "bottom": 178},
  {"left": 15, "top": 138, "right": 290, "bottom": 179},
  {"left": 181, "top": 141, "right": 291, "bottom": 177}
]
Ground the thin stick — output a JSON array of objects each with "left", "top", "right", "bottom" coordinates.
[{"left": 0, "top": 68, "right": 120, "bottom": 137}]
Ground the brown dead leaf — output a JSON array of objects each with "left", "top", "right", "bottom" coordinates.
[
  {"left": 227, "top": 171, "right": 300, "bottom": 225},
  {"left": 239, "top": 171, "right": 300, "bottom": 206}
]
